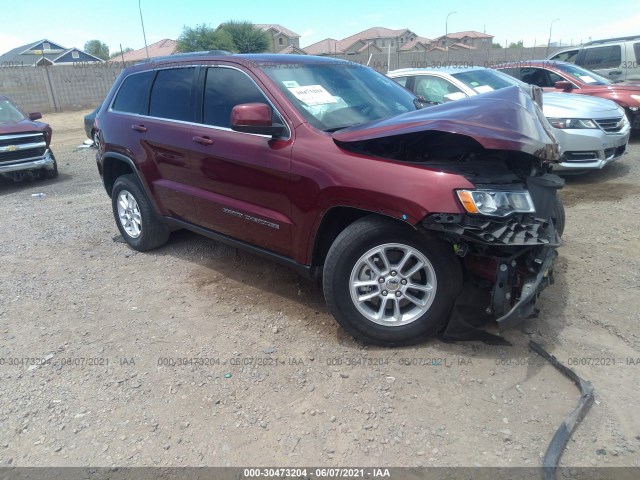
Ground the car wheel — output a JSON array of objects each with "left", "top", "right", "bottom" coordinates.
[
  {"left": 43, "top": 153, "right": 58, "bottom": 179},
  {"left": 323, "top": 216, "right": 462, "bottom": 347},
  {"left": 551, "top": 195, "right": 565, "bottom": 237},
  {"left": 111, "top": 174, "right": 170, "bottom": 251}
]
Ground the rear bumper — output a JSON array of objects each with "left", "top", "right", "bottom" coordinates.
[{"left": 0, "top": 149, "right": 55, "bottom": 174}]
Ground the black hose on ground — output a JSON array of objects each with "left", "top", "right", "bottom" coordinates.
[{"left": 529, "top": 340, "right": 595, "bottom": 480}]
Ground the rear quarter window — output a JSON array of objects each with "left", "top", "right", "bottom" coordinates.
[{"left": 111, "top": 71, "right": 154, "bottom": 114}]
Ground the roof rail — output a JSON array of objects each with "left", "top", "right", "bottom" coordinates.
[
  {"left": 583, "top": 35, "right": 640, "bottom": 46},
  {"left": 135, "top": 50, "right": 232, "bottom": 65}
]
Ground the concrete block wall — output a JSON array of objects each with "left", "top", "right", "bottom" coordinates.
[
  {"left": 0, "top": 47, "right": 564, "bottom": 113},
  {"left": 0, "top": 65, "right": 124, "bottom": 113}
]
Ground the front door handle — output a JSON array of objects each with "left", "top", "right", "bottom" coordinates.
[
  {"left": 193, "top": 136, "right": 214, "bottom": 146},
  {"left": 131, "top": 124, "right": 147, "bottom": 132}
]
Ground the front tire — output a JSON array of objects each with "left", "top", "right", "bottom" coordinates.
[
  {"left": 111, "top": 174, "right": 170, "bottom": 251},
  {"left": 551, "top": 195, "right": 565, "bottom": 237},
  {"left": 323, "top": 216, "right": 462, "bottom": 347}
]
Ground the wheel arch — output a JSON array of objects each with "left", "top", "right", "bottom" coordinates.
[
  {"left": 310, "top": 206, "right": 417, "bottom": 267},
  {"left": 102, "top": 153, "right": 140, "bottom": 197}
]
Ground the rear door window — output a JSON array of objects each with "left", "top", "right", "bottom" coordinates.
[
  {"left": 581, "top": 45, "right": 622, "bottom": 69},
  {"left": 111, "top": 71, "right": 154, "bottom": 114},
  {"left": 148, "top": 68, "right": 196, "bottom": 122}
]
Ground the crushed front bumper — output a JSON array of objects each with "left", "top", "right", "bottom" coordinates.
[
  {"left": 495, "top": 245, "right": 556, "bottom": 331},
  {"left": 0, "top": 148, "right": 55, "bottom": 174},
  {"left": 424, "top": 211, "right": 561, "bottom": 332}
]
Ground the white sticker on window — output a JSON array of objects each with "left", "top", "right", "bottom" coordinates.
[
  {"left": 579, "top": 75, "right": 597, "bottom": 84},
  {"left": 282, "top": 80, "right": 300, "bottom": 88},
  {"left": 474, "top": 85, "right": 494, "bottom": 93},
  {"left": 288, "top": 85, "right": 337, "bottom": 106}
]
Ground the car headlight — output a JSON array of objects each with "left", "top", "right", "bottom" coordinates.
[
  {"left": 456, "top": 190, "right": 535, "bottom": 217},
  {"left": 547, "top": 118, "right": 598, "bottom": 129}
]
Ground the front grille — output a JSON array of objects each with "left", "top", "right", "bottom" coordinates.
[
  {"left": 0, "top": 147, "right": 46, "bottom": 164},
  {"left": 595, "top": 117, "right": 625, "bottom": 133},
  {"left": 0, "top": 132, "right": 45, "bottom": 147},
  {"left": 563, "top": 151, "right": 598, "bottom": 162}
]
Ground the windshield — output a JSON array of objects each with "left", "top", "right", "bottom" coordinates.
[
  {"left": 259, "top": 61, "right": 417, "bottom": 131},
  {"left": 0, "top": 99, "right": 26, "bottom": 123},
  {"left": 452, "top": 69, "right": 524, "bottom": 93},
  {"left": 555, "top": 63, "right": 611, "bottom": 85}
]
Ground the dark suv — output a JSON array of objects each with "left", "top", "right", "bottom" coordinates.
[{"left": 95, "top": 54, "right": 564, "bottom": 346}]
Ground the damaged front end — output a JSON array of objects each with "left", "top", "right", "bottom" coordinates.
[{"left": 334, "top": 86, "right": 564, "bottom": 339}]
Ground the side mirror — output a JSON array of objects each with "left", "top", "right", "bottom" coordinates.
[
  {"left": 230, "top": 103, "right": 285, "bottom": 137},
  {"left": 554, "top": 81, "right": 573, "bottom": 92},
  {"left": 443, "top": 92, "right": 468, "bottom": 103},
  {"left": 28, "top": 112, "right": 42, "bottom": 121}
]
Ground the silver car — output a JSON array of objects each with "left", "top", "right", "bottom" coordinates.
[{"left": 388, "top": 67, "right": 630, "bottom": 173}]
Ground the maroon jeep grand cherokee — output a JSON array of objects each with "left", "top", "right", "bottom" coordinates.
[{"left": 95, "top": 54, "right": 564, "bottom": 346}]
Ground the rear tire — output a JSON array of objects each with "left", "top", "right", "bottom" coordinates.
[
  {"left": 111, "top": 174, "right": 170, "bottom": 251},
  {"left": 323, "top": 216, "right": 462, "bottom": 347}
]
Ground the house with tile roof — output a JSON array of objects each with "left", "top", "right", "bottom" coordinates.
[
  {"left": 431, "top": 31, "right": 493, "bottom": 50},
  {"left": 0, "top": 39, "right": 104, "bottom": 66},
  {"left": 304, "top": 27, "right": 421, "bottom": 55},
  {"left": 119, "top": 39, "right": 178, "bottom": 62},
  {"left": 255, "top": 24, "right": 304, "bottom": 53}
]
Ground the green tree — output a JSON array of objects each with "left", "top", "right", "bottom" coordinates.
[
  {"left": 176, "top": 24, "right": 235, "bottom": 53},
  {"left": 508, "top": 41, "right": 524, "bottom": 48},
  {"left": 491, "top": 42, "right": 503, "bottom": 49},
  {"left": 109, "top": 47, "right": 133, "bottom": 59},
  {"left": 218, "top": 20, "right": 269, "bottom": 53},
  {"left": 84, "top": 40, "right": 109, "bottom": 60}
]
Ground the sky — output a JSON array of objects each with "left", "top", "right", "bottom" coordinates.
[{"left": 2, "top": 0, "right": 640, "bottom": 54}]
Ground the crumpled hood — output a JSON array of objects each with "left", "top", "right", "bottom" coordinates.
[{"left": 333, "top": 86, "right": 559, "bottom": 162}]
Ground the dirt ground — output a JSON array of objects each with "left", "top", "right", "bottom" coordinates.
[{"left": 1, "top": 109, "right": 639, "bottom": 471}]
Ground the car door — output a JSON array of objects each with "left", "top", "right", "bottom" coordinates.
[
  {"left": 188, "top": 65, "right": 295, "bottom": 257},
  {"left": 108, "top": 68, "right": 197, "bottom": 222}
]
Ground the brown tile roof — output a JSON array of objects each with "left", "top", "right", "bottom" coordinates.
[
  {"left": 120, "top": 39, "right": 177, "bottom": 61},
  {"left": 399, "top": 36, "right": 431, "bottom": 51},
  {"left": 337, "top": 27, "right": 413, "bottom": 52},
  {"left": 256, "top": 24, "right": 301, "bottom": 38},
  {"left": 303, "top": 38, "right": 339, "bottom": 55},
  {"left": 434, "top": 31, "right": 493, "bottom": 41}
]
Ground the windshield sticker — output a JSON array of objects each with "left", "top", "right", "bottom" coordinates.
[
  {"left": 288, "top": 85, "right": 338, "bottom": 106},
  {"left": 578, "top": 75, "right": 597, "bottom": 84},
  {"left": 474, "top": 85, "right": 494, "bottom": 93},
  {"left": 282, "top": 80, "right": 300, "bottom": 88},
  {"left": 470, "top": 81, "right": 479, "bottom": 86}
]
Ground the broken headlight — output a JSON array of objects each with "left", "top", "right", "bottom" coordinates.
[
  {"left": 547, "top": 118, "right": 597, "bottom": 129},
  {"left": 456, "top": 190, "right": 535, "bottom": 217}
]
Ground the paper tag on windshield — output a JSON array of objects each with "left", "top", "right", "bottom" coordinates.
[
  {"left": 579, "top": 75, "right": 597, "bottom": 84},
  {"left": 288, "top": 85, "right": 337, "bottom": 106},
  {"left": 474, "top": 85, "right": 494, "bottom": 93}
]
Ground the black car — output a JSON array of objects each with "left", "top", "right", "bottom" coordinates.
[{"left": 84, "top": 106, "right": 99, "bottom": 144}]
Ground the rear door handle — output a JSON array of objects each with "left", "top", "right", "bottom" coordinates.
[
  {"left": 193, "top": 136, "right": 214, "bottom": 146},
  {"left": 131, "top": 124, "right": 147, "bottom": 132},
  {"left": 608, "top": 71, "right": 622, "bottom": 76}
]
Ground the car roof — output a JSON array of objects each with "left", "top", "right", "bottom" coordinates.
[
  {"left": 495, "top": 60, "right": 571, "bottom": 69},
  {"left": 388, "top": 66, "right": 490, "bottom": 76}
]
